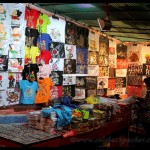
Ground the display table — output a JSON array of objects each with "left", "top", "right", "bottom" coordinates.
[{"left": 0, "top": 105, "right": 132, "bottom": 147}]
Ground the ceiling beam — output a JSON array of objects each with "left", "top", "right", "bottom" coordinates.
[
  {"left": 93, "top": 26, "right": 150, "bottom": 30},
  {"left": 112, "top": 35, "right": 150, "bottom": 40},
  {"left": 105, "top": 31, "right": 150, "bottom": 34}
]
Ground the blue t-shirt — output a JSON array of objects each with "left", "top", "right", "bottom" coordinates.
[
  {"left": 19, "top": 80, "right": 38, "bottom": 104},
  {"left": 37, "top": 33, "right": 52, "bottom": 50}
]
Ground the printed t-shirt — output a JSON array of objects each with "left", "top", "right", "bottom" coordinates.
[
  {"left": 25, "top": 7, "right": 40, "bottom": 29},
  {"left": 36, "top": 49, "right": 52, "bottom": 64},
  {"left": 37, "top": 33, "right": 52, "bottom": 50},
  {"left": 25, "top": 46, "right": 40, "bottom": 64},
  {"left": 36, "top": 13, "right": 50, "bottom": 33},
  {"left": 22, "top": 64, "right": 39, "bottom": 81},
  {"left": 37, "top": 64, "right": 51, "bottom": 78},
  {"left": 19, "top": 80, "right": 38, "bottom": 104},
  {"left": 35, "top": 77, "right": 54, "bottom": 104},
  {"left": 25, "top": 27, "right": 39, "bottom": 46}
]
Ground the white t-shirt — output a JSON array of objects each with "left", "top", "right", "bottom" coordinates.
[
  {"left": 7, "top": 3, "right": 25, "bottom": 25},
  {"left": 37, "top": 64, "right": 52, "bottom": 78},
  {"left": 47, "top": 17, "right": 66, "bottom": 43}
]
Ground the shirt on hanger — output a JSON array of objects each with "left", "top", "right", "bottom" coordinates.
[
  {"left": 25, "top": 46, "right": 40, "bottom": 64},
  {"left": 19, "top": 80, "right": 38, "bottom": 104},
  {"left": 36, "top": 13, "right": 50, "bottom": 33},
  {"left": 25, "top": 7, "right": 40, "bottom": 29},
  {"left": 25, "top": 27, "right": 39, "bottom": 46},
  {"left": 22, "top": 64, "right": 39, "bottom": 81},
  {"left": 37, "top": 33, "right": 52, "bottom": 50},
  {"left": 37, "top": 64, "right": 51, "bottom": 78},
  {"left": 36, "top": 49, "right": 52, "bottom": 64},
  {"left": 35, "top": 77, "right": 54, "bottom": 104}
]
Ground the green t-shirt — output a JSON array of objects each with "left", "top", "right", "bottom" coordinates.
[{"left": 36, "top": 13, "right": 50, "bottom": 33}]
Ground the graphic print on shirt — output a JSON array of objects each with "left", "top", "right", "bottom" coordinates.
[
  {"left": 0, "top": 72, "right": 8, "bottom": 90},
  {"left": 36, "top": 85, "right": 47, "bottom": 97},
  {"left": 51, "top": 58, "right": 64, "bottom": 71},
  {"left": 49, "top": 42, "right": 65, "bottom": 58},
  {"left": 6, "top": 89, "right": 20, "bottom": 105},
  {"left": 8, "top": 58, "right": 23, "bottom": 72},
  {"left": 0, "top": 55, "right": 8, "bottom": 71},
  {"left": 0, "top": 3, "right": 7, "bottom": 21},
  {"left": 64, "top": 44, "right": 76, "bottom": 59},
  {"left": 11, "top": 25, "right": 24, "bottom": 41},
  {"left": 25, "top": 87, "right": 33, "bottom": 97},
  {"left": 9, "top": 41, "right": 23, "bottom": 58},
  {"left": 0, "top": 40, "right": 9, "bottom": 55},
  {"left": 0, "top": 21, "right": 7, "bottom": 39}
]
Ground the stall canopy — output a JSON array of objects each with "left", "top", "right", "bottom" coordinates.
[{"left": 33, "top": 3, "right": 150, "bottom": 44}]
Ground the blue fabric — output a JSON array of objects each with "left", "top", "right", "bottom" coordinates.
[
  {"left": 37, "top": 33, "right": 52, "bottom": 50},
  {"left": 0, "top": 115, "right": 28, "bottom": 124},
  {"left": 62, "top": 96, "right": 78, "bottom": 109},
  {"left": 42, "top": 104, "right": 72, "bottom": 128},
  {"left": 19, "top": 80, "right": 38, "bottom": 104}
]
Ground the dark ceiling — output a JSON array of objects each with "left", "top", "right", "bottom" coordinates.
[{"left": 33, "top": 3, "right": 150, "bottom": 44}]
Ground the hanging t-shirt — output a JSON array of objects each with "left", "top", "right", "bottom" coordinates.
[
  {"left": 25, "top": 7, "right": 40, "bottom": 29},
  {"left": 36, "top": 13, "right": 50, "bottom": 33},
  {"left": 25, "top": 27, "right": 39, "bottom": 47},
  {"left": 19, "top": 80, "right": 38, "bottom": 104},
  {"left": 0, "top": 3, "right": 9, "bottom": 21},
  {"left": 25, "top": 46, "right": 40, "bottom": 64},
  {"left": 22, "top": 64, "right": 39, "bottom": 81},
  {"left": 0, "top": 39, "right": 9, "bottom": 55},
  {"left": 65, "top": 21, "right": 77, "bottom": 45},
  {"left": 10, "top": 25, "right": 25, "bottom": 42},
  {"left": 50, "top": 71, "right": 63, "bottom": 86},
  {"left": 7, "top": 3, "right": 25, "bottom": 25},
  {"left": 0, "top": 20, "right": 10, "bottom": 40},
  {"left": 37, "top": 33, "right": 52, "bottom": 50},
  {"left": 0, "top": 72, "right": 8, "bottom": 90},
  {"left": 35, "top": 77, "right": 54, "bottom": 104},
  {"left": 37, "top": 64, "right": 51, "bottom": 78},
  {"left": 0, "top": 90, "right": 6, "bottom": 107},
  {"left": 0, "top": 55, "right": 8, "bottom": 71},
  {"left": 36, "top": 49, "right": 52, "bottom": 64},
  {"left": 9, "top": 41, "right": 24, "bottom": 58},
  {"left": 47, "top": 17, "right": 66, "bottom": 43}
]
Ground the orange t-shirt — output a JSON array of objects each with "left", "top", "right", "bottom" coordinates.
[{"left": 35, "top": 77, "right": 54, "bottom": 104}]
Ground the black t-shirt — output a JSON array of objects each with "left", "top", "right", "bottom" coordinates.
[
  {"left": 0, "top": 55, "right": 8, "bottom": 71},
  {"left": 22, "top": 64, "right": 39, "bottom": 81},
  {"left": 25, "top": 27, "right": 39, "bottom": 46}
]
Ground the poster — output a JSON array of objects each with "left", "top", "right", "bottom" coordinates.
[
  {"left": 116, "top": 69, "right": 127, "bottom": 77},
  {"left": 88, "top": 65, "right": 99, "bottom": 76},
  {"left": 116, "top": 44, "right": 127, "bottom": 59}
]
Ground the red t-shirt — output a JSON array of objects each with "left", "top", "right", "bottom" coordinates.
[
  {"left": 36, "top": 49, "right": 52, "bottom": 64},
  {"left": 25, "top": 7, "right": 40, "bottom": 29}
]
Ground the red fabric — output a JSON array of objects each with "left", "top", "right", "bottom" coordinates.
[
  {"left": 36, "top": 49, "right": 52, "bottom": 64},
  {"left": 25, "top": 7, "right": 40, "bottom": 29}
]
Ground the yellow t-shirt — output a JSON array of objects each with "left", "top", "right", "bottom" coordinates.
[
  {"left": 25, "top": 46, "right": 40, "bottom": 64},
  {"left": 35, "top": 77, "right": 54, "bottom": 104}
]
